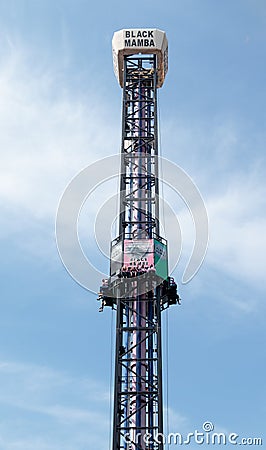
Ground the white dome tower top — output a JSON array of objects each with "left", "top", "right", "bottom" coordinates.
[{"left": 112, "top": 28, "right": 168, "bottom": 88}]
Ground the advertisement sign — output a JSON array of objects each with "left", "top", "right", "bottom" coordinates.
[
  {"left": 154, "top": 239, "right": 168, "bottom": 280},
  {"left": 124, "top": 239, "right": 154, "bottom": 268}
]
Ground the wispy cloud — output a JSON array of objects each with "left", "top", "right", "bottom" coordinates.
[
  {"left": 206, "top": 180, "right": 266, "bottom": 285},
  {"left": 163, "top": 175, "right": 266, "bottom": 290},
  {"left": 0, "top": 38, "right": 120, "bottom": 267},
  {"left": 160, "top": 116, "right": 266, "bottom": 298},
  {"left": 0, "top": 39, "right": 119, "bottom": 223},
  {"left": 0, "top": 359, "right": 110, "bottom": 449}
]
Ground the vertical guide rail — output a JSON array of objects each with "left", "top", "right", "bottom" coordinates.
[{"left": 112, "top": 55, "right": 164, "bottom": 450}]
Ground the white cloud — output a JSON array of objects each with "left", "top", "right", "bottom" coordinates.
[
  {"left": 0, "top": 359, "right": 110, "bottom": 450},
  {"left": 166, "top": 406, "right": 189, "bottom": 432},
  {"left": 0, "top": 41, "right": 119, "bottom": 224},
  {"left": 158, "top": 115, "right": 266, "bottom": 297},
  {"left": 206, "top": 178, "right": 266, "bottom": 285},
  {"left": 0, "top": 40, "right": 121, "bottom": 268},
  {"left": 165, "top": 174, "right": 266, "bottom": 303}
]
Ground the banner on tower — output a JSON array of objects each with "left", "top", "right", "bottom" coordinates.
[
  {"left": 154, "top": 239, "right": 168, "bottom": 280},
  {"left": 124, "top": 239, "right": 154, "bottom": 268}
]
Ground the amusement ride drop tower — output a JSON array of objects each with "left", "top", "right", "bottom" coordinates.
[{"left": 98, "top": 29, "right": 179, "bottom": 450}]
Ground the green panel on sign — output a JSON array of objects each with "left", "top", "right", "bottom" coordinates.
[{"left": 154, "top": 239, "right": 168, "bottom": 280}]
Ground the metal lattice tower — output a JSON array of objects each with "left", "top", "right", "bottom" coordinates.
[{"left": 98, "top": 29, "right": 179, "bottom": 450}]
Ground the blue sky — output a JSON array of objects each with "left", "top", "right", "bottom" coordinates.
[{"left": 0, "top": 0, "right": 266, "bottom": 449}]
